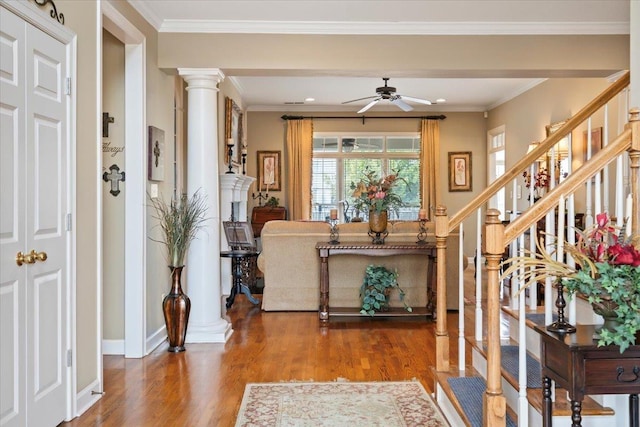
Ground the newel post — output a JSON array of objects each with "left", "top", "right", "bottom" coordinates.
[
  {"left": 483, "top": 209, "right": 506, "bottom": 427},
  {"left": 627, "top": 108, "right": 640, "bottom": 237},
  {"left": 435, "top": 205, "right": 449, "bottom": 372}
]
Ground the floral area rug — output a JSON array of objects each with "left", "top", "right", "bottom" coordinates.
[{"left": 235, "top": 381, "right": 450, "bottom": 426}]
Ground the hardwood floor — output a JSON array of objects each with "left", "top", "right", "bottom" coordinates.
[{"left": 64, "top": 299, "right": 465, "bottom": 427}]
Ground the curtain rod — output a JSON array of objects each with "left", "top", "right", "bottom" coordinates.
[{"left": 281, "top": 114, "right": 446, "bottom": 123}]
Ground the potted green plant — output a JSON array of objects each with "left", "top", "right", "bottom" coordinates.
[
  {"left": 150, "top": 190, "right": 208, "bottom": 352},
  {"left": 265, "top": 196, "right": 280, "bottom": 207},
  {"left": 359, "top": 265, "right": 412, "bottom": 316},
  {"left": 503, "top": 213, "right": 640, "bottom": 353}
]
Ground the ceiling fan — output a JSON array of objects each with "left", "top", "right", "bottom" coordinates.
[{"left": 342, "top": 77, "right": 432, "bottom": 113}]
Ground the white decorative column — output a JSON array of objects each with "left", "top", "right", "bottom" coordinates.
[
  {"left": 219, "top": 174, "right": 256, "bottom": 295},
  {"left": 178, "top": 68, "right": 232, "bottom": 343}
]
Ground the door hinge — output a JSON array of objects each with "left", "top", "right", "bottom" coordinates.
[
  {"left": 66, "top": 349, "right": 72, "bottom": 367},
  {"left": 66, "top": 213, "right": 72, "bottom": 231},
  {"left": 65, "top": 77, "right": 71, "bottom": 95}
]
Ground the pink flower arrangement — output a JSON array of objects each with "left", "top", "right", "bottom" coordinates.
[{"left": 350, "top": 167, "right": 406, "bottom": 214}]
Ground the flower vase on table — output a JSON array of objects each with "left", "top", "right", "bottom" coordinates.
[
  {"left": 350, "top": 166, "right": 407, "bottom": 245},
  {"left": 590, "top": 296, "right": 621, "bottom": 339},
  {"left": 368, "top": 209, "right": 388, "bottom": 244}
]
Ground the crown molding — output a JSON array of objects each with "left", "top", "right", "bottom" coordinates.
[
  {"left": 127, "top": 0, "right": 162, "bottom": 30},
  {"left": 158, "top": 20, "right": 630, "bottom": 35}
]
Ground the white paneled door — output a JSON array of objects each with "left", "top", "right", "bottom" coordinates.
[{"left": 0, "top": 7, "right": 69, "bottom": 427}]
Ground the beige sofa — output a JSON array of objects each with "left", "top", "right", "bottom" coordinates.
[{"left": 257, "top": 220, "right": 462, "bottom": 312}]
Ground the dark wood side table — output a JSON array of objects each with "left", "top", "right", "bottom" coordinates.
[
  {"left": 220, "top": 250, "right": 260, "bottom": 309},
  {"left": 315, "top": 241, "right": 437, "bottom": 325},
  {"left": 534, "top": 323, "right": 640, "bottom": 427}
]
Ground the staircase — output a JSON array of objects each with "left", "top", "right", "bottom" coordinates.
[{"left": 432, "top": 72, "right": 640, "bottom": 427}]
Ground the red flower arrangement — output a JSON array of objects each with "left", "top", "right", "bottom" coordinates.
[{"left": 504, "top": 212, "right": 640, "bottom": 352}]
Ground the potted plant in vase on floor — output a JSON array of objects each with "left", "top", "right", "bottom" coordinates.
[
  {"left": 503, "top": 213, "right": 640, "bottom": 353},
  {"left": 150, "top": 190, "right": 207, "bottom": 352}
]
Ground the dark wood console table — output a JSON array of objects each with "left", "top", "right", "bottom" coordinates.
[
  {"left": 534, "top": 323, "right": 640, "bottom": 427},
  {"left": 315, "top": 242, "right": 436, "bottom": 325}
]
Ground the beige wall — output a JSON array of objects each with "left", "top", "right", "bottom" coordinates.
[
  {"left": 245, "top": 111, "right": 486, "bottom": 256},
  {"left": 158, "top": 33, "right": 629, "bottom": 76},
  {"left": 487, "top": 77, "right": 622, "bottom": 215},
  {"left": 58, "top": 0, "right": 177, "bottom": 391},
  {"left": 102, "top": 29, "right": 125, "bottom": 341},
  {"left": 57, "top": 0, "right": 101, "bottom": 393}
]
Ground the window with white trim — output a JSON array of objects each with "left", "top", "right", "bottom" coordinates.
[
  {"left": 487, "top": 125, "right": 506, "bottom": 220},
  {"left": 312, "top": 132, "right": 421, "bottom": 222}
]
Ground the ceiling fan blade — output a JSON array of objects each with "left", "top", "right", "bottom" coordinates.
[
  {"left": 391, "top": 97, "right": 413, "bottom": 112},
  {"left": 357, "top": 98, "right": 380, "bottom": 114},
  {"left": 342, "top": 95, "right": 379, "bottom": 105},
  {"left": 397, "top": 95, "right": 432, "bottom": 105}
]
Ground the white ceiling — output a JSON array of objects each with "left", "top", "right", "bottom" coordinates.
[{"left": 127, "top": 0, "right": 630, "bottom": 112}]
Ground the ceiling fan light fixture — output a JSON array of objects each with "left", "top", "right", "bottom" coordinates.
[{"left": 344, "top": 78, "right": 433, "bottom": 113}]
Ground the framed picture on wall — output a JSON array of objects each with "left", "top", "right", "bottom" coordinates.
[
  {"left": 148, "top": 125, "right": 165, "bottom": 181},
  {"left": 448, "top": 151, "right": 472, "bottom": 192},
  {"left": 225, "top": 96, "right": 243, "bottom": 166},
  {"left": 257, "top": 150, "right": 281, "bottom": 192},
  {"left": 583, "top": 127, "right": 603, "bottom": 162}
]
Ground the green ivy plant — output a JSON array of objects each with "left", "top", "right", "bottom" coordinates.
[
  {"left": 359, "top": 265, "right": 412, "bottom": 316},
  {"left": 265, "top": 196, "right": 280, "bottom": 207}
]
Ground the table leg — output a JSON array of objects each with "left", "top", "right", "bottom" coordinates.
[
  {"left": 226, "top": 258, "right": 243, "bottom": 309},
  {"left": 542, "top": 376, "right": 552, "bottom": 427},
  {"left": 319, "top": 254, "right": 329, "bottom": 324},
  {"left": 571, "top": 399, "right": 582, "bottom": 427},
  {"left": 427, "top": 255, "right": 436, "bottom": 319},
  {"left": 239, "top": 284, "right": 260, "bottom": 305},
  {"left": 631, "top": 394, "right": 639, "bottom": 427}
]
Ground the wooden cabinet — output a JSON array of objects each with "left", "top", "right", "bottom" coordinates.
[
  {"left": 534, "top": 324, "right": 640, "bottom": 427},
  {"left": 251, "top": 206, "right": 287, "bottom": 237}
]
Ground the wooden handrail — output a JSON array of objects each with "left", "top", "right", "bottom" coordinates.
[
  {"left": 503, "top": 128, "right": 632, "bottom": 244},
  {"left": 448, "top": 72, "right": 630, "bottom": 232}
]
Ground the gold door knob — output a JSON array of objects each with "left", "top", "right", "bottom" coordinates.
[
  {"left": 16, "top": 251, "right": 35, "bottom": 266},
  {"left": 29, "top": 250, "right": 47, "bottom": 262}
]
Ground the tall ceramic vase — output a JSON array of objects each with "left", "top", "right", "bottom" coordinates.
[
  {"left": 368, "top": 209, "right": 389, "bottom": 244},
  {"left": 163, "top": 266, "right": 191, "bottom": 352}
]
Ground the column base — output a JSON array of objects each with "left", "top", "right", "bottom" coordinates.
[{"left": 185, "top": 319, "right": 233, "bottom": 343}]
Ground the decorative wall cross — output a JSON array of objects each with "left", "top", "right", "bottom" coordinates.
[
  {"left": 153, "top": 140, "right": 161, "bottom": 167},
  {"left": 103, "top": 164, "right": 125, "bottom": 197}
]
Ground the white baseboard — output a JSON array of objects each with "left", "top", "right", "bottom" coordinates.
[
  {"left": 146, "top": 325, "right": 167, "bottom": 354},
  {"left": 102, "top": 339, "right": 124, "bottom": 355},
  {"left": 103, "top": 328, "right": 167, "bottom": 357},
  {"left": 75, "top": 379, "right": 102, "bottom": 418}
]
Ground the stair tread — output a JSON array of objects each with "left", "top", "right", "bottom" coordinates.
[
  {"left": 434, "top": 368, "right": 518, "bottom": 427},
  {"left": 501, "top": 306, "right": 558, "bottom": 329}
]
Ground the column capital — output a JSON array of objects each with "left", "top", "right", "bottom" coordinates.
[{"left": 178, "top": 68, "right": 225, "bottom": 89}]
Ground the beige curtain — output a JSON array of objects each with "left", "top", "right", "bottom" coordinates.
[
  {"left": 420, "top": 120, "right": 440, "bottom": 219},
  {"left": 285, "top": 119, "right": 313, "bottom": 220}
]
